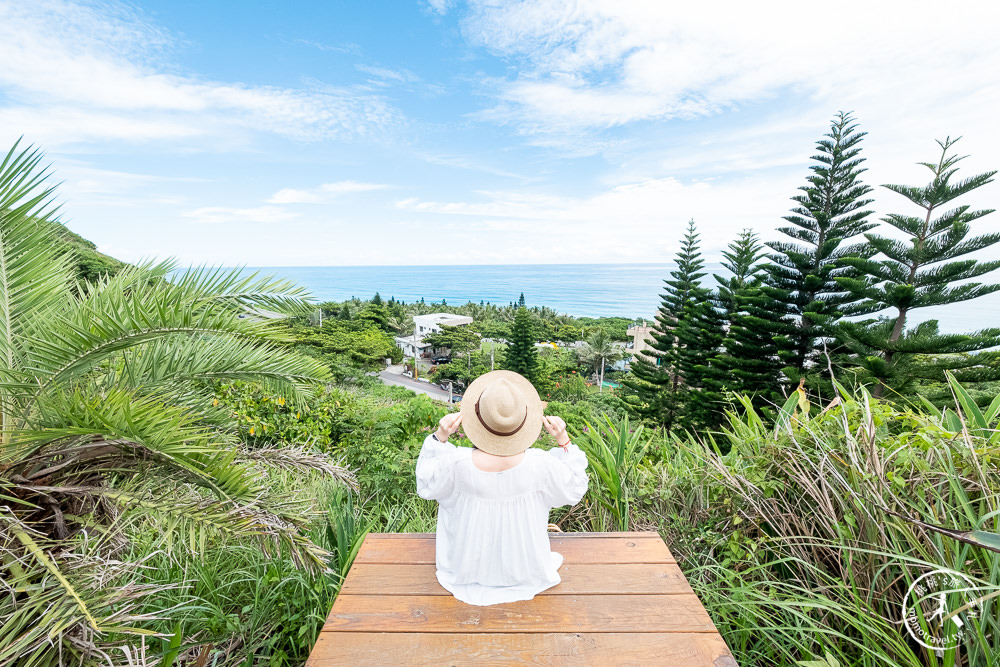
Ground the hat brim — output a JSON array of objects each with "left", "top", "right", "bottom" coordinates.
[{"left": 459, "top": 370, "right": 543, "bottom": 456}]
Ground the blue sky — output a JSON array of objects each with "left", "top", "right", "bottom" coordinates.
[{"left": 1, "top": 0, "right": 998, "bottom": 267}]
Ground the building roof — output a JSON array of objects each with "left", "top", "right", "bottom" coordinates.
[{"left": 414, "top": 313, "right": 474, "bottom": 325}]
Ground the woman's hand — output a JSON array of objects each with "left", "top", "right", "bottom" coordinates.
[
  {"left": 434, "top": 412, "right": 462, "bottom": 443},
  {"left": 542, "top": 415, "right": 571, "bottom": 449}
]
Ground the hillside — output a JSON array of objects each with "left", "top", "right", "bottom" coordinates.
[{"left": 47, "top": 219, "right": 127, "bottom": 281}]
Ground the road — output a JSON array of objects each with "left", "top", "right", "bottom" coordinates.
[{"left": 378, "top": 368, "right": 458, "bottom": 402}]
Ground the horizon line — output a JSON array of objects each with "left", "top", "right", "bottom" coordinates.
[{"left": 218, "top": 261, "right": 725, "bottom": 269}]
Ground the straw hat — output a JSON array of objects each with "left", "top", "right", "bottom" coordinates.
[{"left": 460, "top": 370, "right": 544, "bottom": 456}]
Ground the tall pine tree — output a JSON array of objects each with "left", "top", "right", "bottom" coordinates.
[
  {"left": 835, "top": 137, "right": 1000, "bottom": 398},
  {"left": 712, "top": 230, "right": 791, "bottom": 407},
  {"left": 622, "top": 220, "right": 723, "bottom": 432},
  {"left": 503, "top": 306, "right": 539, "bottom": 384},
  {"left": 675, "top": 295, "right": 727, "bottom": 430},
  {"left": 716, "top": 229, "right": 768, "bottom": 321},
  {"left": 764, "top": 111, "right": 876, "bottom": 387}
]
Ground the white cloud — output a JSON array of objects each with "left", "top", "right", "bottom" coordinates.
[
  {"left": 182, "top": 206, "right": 299, "bottom": 225},
  {"left": 461, "top": 1, "right": 1000, "bottom": 143},
  {"left": 0, "top": 0, "right": 400, "bottom": 147},
  {"left": 295, "top": 38, "right": 360, "bottom": 55},
  {"left": 267, "top": 181, "right": 389, "bottom": 204},
  {"left": 268, "top": 190, "right": 325, "bottom": 205},
  {"left": 320, "top": 181, "right": 389, "bottom": 194},
  {"left": 356, "top": 64, "right": 419, "bottom": 83},
  {"left": 425, "top": 0, "right": 454, "bottom": 15},
  {"left": 394, "top": 174, "right": 796, "bottom": 261}
]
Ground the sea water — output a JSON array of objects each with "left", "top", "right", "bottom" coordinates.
[{"left": 243, "top": 263, "right": 1000, "bottom": 335}]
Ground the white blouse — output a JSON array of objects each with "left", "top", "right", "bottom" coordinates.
[{"left": 415, "top": 433, "right": 589, "bottom": 606}]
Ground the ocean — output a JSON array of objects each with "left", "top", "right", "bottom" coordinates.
[{"left": 245, "top": 263, "right": 1000, "bottom": 335}]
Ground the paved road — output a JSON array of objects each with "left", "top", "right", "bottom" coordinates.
[{"left": 378, "top": 369, "right": 458, "bottom": 402}]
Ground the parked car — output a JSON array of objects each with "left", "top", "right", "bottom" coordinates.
[
  {"left": 402, "top": 370, "right": 413, "bottom": 377},
  {"left": 451, "top": 395, "right": 463, "bottom": 402},
  {"left": 431, "top": 356, "right": 452, "bottom": 364}
]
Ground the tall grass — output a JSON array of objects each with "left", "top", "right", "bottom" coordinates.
[
  {"left": 638, "top": 384, "right": 1000, "bottom": 666},
  {"left": 572, "top": 414, "right": 652, "bottom": 531}
]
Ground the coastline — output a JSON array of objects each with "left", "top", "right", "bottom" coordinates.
[{"left": 232, "top": 263, "right": 1000, "bottom": 334}]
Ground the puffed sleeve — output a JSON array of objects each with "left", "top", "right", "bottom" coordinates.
[
  {"left": 540, "top": 443, "right": 589, "bottom": 508},
  {"left": 415, "top": 433, "right": 461, "bottom": 501}
]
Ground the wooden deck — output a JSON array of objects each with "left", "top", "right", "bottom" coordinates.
[{"left": 307, "top": 532, "right": 738, "bottom": 666}]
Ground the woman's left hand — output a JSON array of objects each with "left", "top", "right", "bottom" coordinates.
[{"left": 542, "top": 415, "right": 570, "bottom": 448}]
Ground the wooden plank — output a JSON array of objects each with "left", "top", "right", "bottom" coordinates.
[
  {"left": 339, "top": 562, "right": 693, "bottom": 596},
  {"left": 307, "top": 632, "right": 738, "bottom": 666},
  {"left": 323, "top": 594, "right": 717, "bottom": 633},
  {"left": 355, "top": 536, "right": 673, "bottom": 565}
]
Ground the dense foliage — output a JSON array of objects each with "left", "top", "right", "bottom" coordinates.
[
  {"left": 3, "top": 111, "right": 999, "bottom": 667},
  {"left": 0, "top": 142, "right": 353, "bottom": 666},
  {"left": 639, "top": 384, "right": 1000, "bottom": 666},
  {"left": 625, "top": 113, "right": 1000, "bottom": 433},
  {"left": 47, "top": 218, "right": 127, "bottom": 282}
]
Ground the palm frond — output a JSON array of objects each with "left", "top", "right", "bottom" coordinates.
[
  {"left": 10, "top": 264, "right": 330, "bottom": 416},
  {"left": 0, "top": 141, "right": 75, "bottom": 432},
  {"left": 13, "top": 388, "right": 267, "bottom": 504},
  {"left": 104, "top": 333, "right": 331, "bottom": 405},
  {"left": 168, "top": 264, "right": 315, "bottom": 315},
  {"left": 241, "top": 446, "right": 359, "bottom": 491},
  {"left": 100, "top": 489, "right": 331, "bottom": 572},
  {"left": 0, "top": 506, "right": 101, "bottom": 631},
  {"left": 0, "top": 139, "right": 347, "bottom": 658}
]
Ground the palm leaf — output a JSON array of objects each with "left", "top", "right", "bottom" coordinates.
[
  {"left": 101, "top": 489, "right": 331, "bottom": 571},
  {"left": 12, "top": 388, "right": 268, "bottom": 505},
  {"left": 242, "top": 446, "right": 358, "bottom": 491},
  {"left": 0, "top": 139, "right": 347, "bottom": 656},
  {"left": 886, "top": 509, "right": 1000, "bottom": 554},
  {"left": 0, "top": 507, "right": 102, "bottom": 632},
  {"left": 172, "top": 264, "right": 316, "bottom": 315},
  {"left": 0, "top": 141, "right": 76, "bottom": 438}
]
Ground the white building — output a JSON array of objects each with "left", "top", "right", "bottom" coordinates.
[
  {"left": 413, "top": 313, "right": 473, "bottom": 336},
  {"left": 396, "top": 313, "right": 474, "bottom": 359},
  {"left": 395, "top": 336, "right": 434, "bottom": 359},
  {"left": 625, "top": 321, "right": 657, "bottom": 370}
]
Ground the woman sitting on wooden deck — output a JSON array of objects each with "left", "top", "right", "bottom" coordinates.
[{"left": 415, "top": 370, "right": 589, "bottom": 607}]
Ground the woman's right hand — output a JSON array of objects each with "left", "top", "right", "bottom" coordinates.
[{"left": 434, "top": 412, "right": 462, "bottom": 443}]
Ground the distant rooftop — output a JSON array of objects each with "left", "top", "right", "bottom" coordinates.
[{"left": 414, "top": 313, "right": 474, "bottom": 324}]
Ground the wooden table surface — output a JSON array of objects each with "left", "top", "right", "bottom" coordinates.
[{"left": 306, "top": 532, "right": 738, "bottom": 666}]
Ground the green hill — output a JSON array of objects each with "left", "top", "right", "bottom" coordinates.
[{"left": 47, "top": 220, "right": 127, "bottom": 281}]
